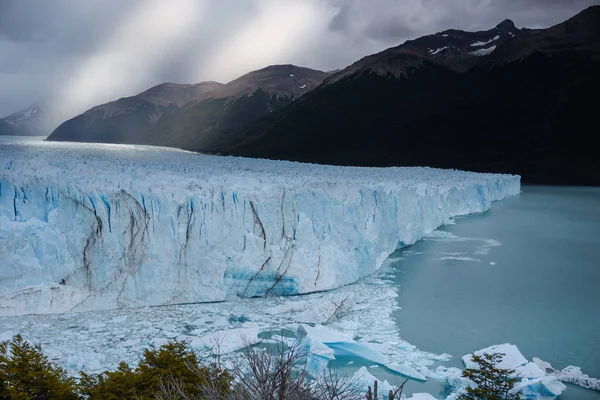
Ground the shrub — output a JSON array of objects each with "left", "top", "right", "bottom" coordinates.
[
  {"left": 0, "top": 334, "right": 78, "bottom": 400},
  {"left": 78, "top": 341, "right": 232, "bottom": 399}
]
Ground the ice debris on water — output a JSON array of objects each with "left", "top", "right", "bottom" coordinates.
[{"left": 433, "top": 343, "right": 576, "bottom": 399}]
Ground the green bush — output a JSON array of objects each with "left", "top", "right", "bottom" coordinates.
[
  {"left": 0, "top": 334, "right": 78, "bottom": 400},
  {"left": 78, "top": 341, "right": 232, "bottom": 399}
]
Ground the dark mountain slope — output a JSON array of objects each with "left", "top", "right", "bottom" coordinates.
[
  {"left": 146, "top": 65, "right": 330, "bottom": 152},
  {"left": 47, "top": 65, "right": 329, "bottom": 151},
  {"left": 227, "top": 7, "right": 600, "bottom": 185},
  {"left": 47, "top": 81, "right": 223, "bottom": 144},
  {"left": 0, "top": 119, "right": 19, "bottom": 136},
  {"left": 0, "top": 106, "right": 50, "bottom": 136}
]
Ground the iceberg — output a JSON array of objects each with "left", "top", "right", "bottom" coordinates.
[
  {"left": 0, "top": 139, "right": 520, "bottom": 316},
  {"left": 533, "top": 357, "right": 600, "bottom": 391},
  {"left": 440, "top": 344, "right": 566, "bottom": 399},
  {"left": 350, "top": 366, "right": 395, "bottom": 394}
]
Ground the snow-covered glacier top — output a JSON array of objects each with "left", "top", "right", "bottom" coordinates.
[{"left": 0, "top": 138, "right": 520, "bottom": 316}]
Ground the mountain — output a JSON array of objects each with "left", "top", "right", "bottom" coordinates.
[
  {"left": 145, "top": 65, "right": 330, "bottom": 152},
  {"left": 0, "top": 106, "right": 49, "bottom": 136},
  {"left": 226, "top": 7, "right": 600, "bottom": 185},
  {"left": 0, "top": 119, "right": 19, "bottom": 136},
  {"left": 47, "top": 65, "right": 329, "bottom": 150},
  {"left": 325, "top": 18, "right": 520, "bottom": 84},
  {"left": 47, "top": 81, "right": 223, "bottom": 144}
]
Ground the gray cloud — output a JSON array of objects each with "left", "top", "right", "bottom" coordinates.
[{"left": 0, "top": 0, "right": 597, "bottom": 123}]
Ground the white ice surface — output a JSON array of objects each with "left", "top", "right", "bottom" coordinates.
[
  {"left": 462, "top": 343, "right": 528, "bottom": 370},
  {"left": 0, "top": 263, "right": 448, "bottom": 383},
  {"left": 351, "top": 366, "right": 395, "bottom": 394},
  {"left": 533, "top": 357, "right": 600, "bottom": 391},
  {"left": 0, "top": 138, "right": 520, "bottom": 316}
]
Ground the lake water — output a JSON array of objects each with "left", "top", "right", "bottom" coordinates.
[
  {"left": 391, "top": 186, "right": 600, "bottom": 399},
  {"left": 2, "top": 137, "right": 597, "bottom": 398}
]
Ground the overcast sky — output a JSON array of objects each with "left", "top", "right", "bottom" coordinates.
[{"left": 1, "top": 0, "right": 598, "bottom": 123}]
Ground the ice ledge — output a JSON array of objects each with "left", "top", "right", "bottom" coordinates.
[{"left": 0, "top": 142, "right": 520, "bottom": 316}]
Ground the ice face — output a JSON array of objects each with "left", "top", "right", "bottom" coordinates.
[{"left": 0, "top": 139, "right": 520, "bottom": 316}]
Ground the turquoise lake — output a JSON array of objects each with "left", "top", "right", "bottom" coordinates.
[{"left": 390, "top": 186, "right": 600, "bottom": 399}]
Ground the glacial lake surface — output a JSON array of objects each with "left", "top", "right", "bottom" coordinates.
[
  {"left": 390, "top": 186, "right": 600, "bottom": 399},
  {"left": 2, "top": 137, "right": 597, "bottom": 399}
]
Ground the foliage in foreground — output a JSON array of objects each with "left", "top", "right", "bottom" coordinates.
[
  {"left": 0, "top": 334, "right": 78, "bottom": 399},
  {"left": 459, "top": 352, "right": 521, "bottom": 400},
  {"left": 1, "top": 334, "right": 520, "bottom": 400}
]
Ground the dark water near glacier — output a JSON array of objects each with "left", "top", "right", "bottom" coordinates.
[{"left": 391, "top": 186, "right": 600, "bottom": 399}]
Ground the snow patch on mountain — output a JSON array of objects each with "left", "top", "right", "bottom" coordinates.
[
  {"left": 470, "top": 35, "right": 500, "bottom": 47},
  {"left": 429, "top": 46, "right": 449, "bottom": 55},
  {"left": 469, "top": 45, "right": 497, "bottom": 56}
]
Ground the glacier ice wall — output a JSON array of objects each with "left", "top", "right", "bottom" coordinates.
[{"left": 0, "top": 139, "right": 520, "bottom": 316}]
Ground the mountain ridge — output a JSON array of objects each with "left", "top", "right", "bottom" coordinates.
[
  {"left": 225, "top": 6, "right": 600, "bottom": 185},
  {"left": 0, "top": 106, "right": 50, "bottom": 136},
  {"left": 47, "top": 64, "right": 329, "bottom": 147}
]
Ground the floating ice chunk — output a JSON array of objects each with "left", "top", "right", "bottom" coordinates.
[
  {"left": 516, "top": 362, "right": 546, "bottom": 379},
  {"left": 162, "top": 323, "right": 177, "bottom": 331},
  {"left": 438, "top": 256, "right": 481, "bottom": 262},
  {"left": 66, "top": 351, "right": 106, "bottom": 373},
  {"left": 532, "top": 357, "right": 554, "bottom": 373},
  {"left": 430, "top": 366, "right": 471, "bottom": 390},
  {"left": 513, "top": 376, "right": 566, "bottom": 399},
  {"left": 307, "top": 338, "right": 335, "bottom": 359},
  {"left": 151, "top": 338, "right": 170, "bottom": 348},
  {"left": 386, "top": 362, "right": 427, "bottom": 381},
  {"left": 298, "top": 324, "right": 388, "bottom": 371},
  {"left": 351, "top": 366, "right": 394, "bottom": 393},
  {"left": 110, "top": 316, "right": 128, "bottom": 323},
  {"left": 301, "top": 324, "right": 354, "bottom": 343},
  {"left": 0, "top": 330, "right": 17, "bottom": 342},
  {"left": 462, "top": 343, "right": 527, "bottom": 370},
  {"left": 458, "top": 344, "right": 566, "bottom": 399},
  {"left": 533, "top": 358, "right": 600, "bottom": 391},
  {"left": 555, "top": 366, "right": 600, "bottom": 391},
  {"left": 323, "top": 341, "right": 388, "bottom": 365},
  {"left": 119, "top": 338, "right": 140, "bottom": 348},
  {"left": 189, "top": 327, "right": 261, "bottom": 354}
]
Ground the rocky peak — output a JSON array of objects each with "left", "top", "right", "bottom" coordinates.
[
  {"left": 495, "top": 19, "right": 517, "bottom": 31},
  {"left": 325, "top": 19, "right": 522, "bottom": 84},
  {"left": 207, "top": 65, "right": 330, "bottom": 100}
]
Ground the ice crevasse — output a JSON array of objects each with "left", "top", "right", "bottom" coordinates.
[{"left": 0, "top": 141, "right": 520, "bottom": 316}]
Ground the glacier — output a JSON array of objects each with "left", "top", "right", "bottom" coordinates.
[{"left": 0, "top": 138, "right": 520, "bottom": 316}]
